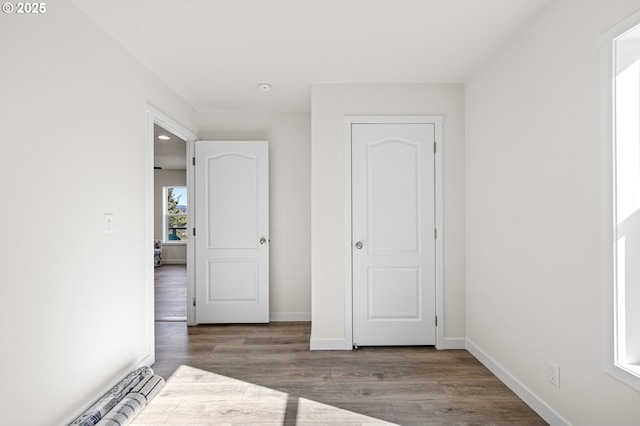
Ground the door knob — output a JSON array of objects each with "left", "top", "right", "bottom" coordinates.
[
  {"left": 260, "top": 237, "right": 267, "bottom": 244},
  {"left": 355, "top": 241, "right": 363, "bottom": 250}
]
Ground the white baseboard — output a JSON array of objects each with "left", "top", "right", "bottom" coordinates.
[
  {"left": 269, "top": 312, "right": 311, "bottom": 322},
  {"left": 466, "top": 339, "right": 570, "bottom": 426},
  {"left": 310, "top": 338, "right": 349, "bottom": 351},
  {"left": 161, "top": 260, "right": 187, "bottom": 265},
  {"left": 443, "top": 338, "right": 466, "bottom": 349}
]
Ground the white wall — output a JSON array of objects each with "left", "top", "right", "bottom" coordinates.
[
  {"left": 465, "top": 0, "right": 640, "bottom": 423},
  {"left": 199, "top": 111, "right": 311, "bottom": 320},
  {"left": 310, "top": 84, "right": 466, "bottom": 348},
  {"left": 154, "top": 169, "right": 187, "bottom": 263},
  {"left": 0, "top": 2, "right": 198, "bottom": 425}
]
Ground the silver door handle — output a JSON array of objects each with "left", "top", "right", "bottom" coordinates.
[
  {"left": 355, "top": 241, "right": 363, "bottom": 250},
  {"left": 260, "top": 237, "right": 267, "bottom": 244}
]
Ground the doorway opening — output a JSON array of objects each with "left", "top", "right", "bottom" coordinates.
[
  {"left": 146, "top": 105, "right": 198, "bottom": 366},
  {"left": 154, "top": 123, "right": 188, "bottom": 322}
]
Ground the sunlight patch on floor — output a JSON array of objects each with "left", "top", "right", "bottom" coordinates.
[{"left": 131, "top": 365, "right": 395, "bottom": 425}]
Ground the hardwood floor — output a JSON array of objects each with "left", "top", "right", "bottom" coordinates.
[
  {"left": 147, "top": 265, "right": 546, "bottom": 425},
  {"left": 154, "top": 264, "right": 187, "bottom": 321}
]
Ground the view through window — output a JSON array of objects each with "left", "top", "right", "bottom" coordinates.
[{"left": 164, "top": 186, "right": 187, "bottom": 242}]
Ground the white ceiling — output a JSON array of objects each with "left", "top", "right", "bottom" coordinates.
[
  {"left": 154, "top": 124, "right": 187, "bottom": 170},
  {"left": 71, "top": 0, "right": 552, "bottom": 113}
]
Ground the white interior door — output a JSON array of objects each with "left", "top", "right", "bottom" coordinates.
[
  {"left": 195, "top": 141, "right": 269, "bottom": 323},
  {"left": 352, "top": 123, "right": 436, "bottom": 346}
]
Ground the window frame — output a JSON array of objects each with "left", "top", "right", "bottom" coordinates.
[
  {"left": 601, "top": 9, "right": 640, "bottom": 391},
  {"left": 163, "top": 185, "right": 188, "bottom": 244}
]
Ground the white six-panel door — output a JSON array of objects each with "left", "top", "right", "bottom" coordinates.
[
  {"left": 351, "top": 123, "right": 436, "bottom": 346},
  {"left": 194, "top": 141, "right": 269, "bottom": 323}
]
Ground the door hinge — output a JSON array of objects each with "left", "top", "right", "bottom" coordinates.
[
  {"left": 434, "top": 142, "right": 437, "bottom": 154},
  {"left": 434, "top": 228, "right": 437, "bottom": 239},
  {"left": 192, "top": 157, "right": 196, "bottom": 166},
  {"left": 435, "top": 315, "right": 438, "bottom": 326},
  {"left": 193, "top": 228, "right": 196, "bottom": 236},
  {"left": 193, "top": 298, "right": 196, "bottom": 307}
]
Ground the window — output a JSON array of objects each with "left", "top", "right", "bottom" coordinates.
[
  {"left": 164, "top": 186, "right": 187, "bottom": 243},
  {"left": 602, "top": 11, "right": 640, "bottom": 391}
]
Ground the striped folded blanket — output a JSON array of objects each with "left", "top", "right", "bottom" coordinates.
[
  {"left": 69, "top": 367, "right": 154, "bottom": 426},
  {"left": 95, "top": 375, "right": 165, "bottom": 426},
  {"left": 94, "top": 393, "right": 146, "bottom": 426},
  {"left": 131, "top": 374, "right": 165, "bottom": 402}
]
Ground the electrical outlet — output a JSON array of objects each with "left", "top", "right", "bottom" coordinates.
[
  {"left": 547, "top": 362, "right": 560, "bottom": 388},
  {"left": 104, "top": 213, "right": 114, "bottom": 233}
]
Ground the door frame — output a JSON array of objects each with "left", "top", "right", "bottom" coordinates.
[
  {"left": 343, "top": 115, "right": 444, "bottom": 350},
  {"left": 146, "top": 105, "right": 199, "bottom": 361}
]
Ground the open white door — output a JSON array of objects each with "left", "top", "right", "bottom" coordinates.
[
  {"left": 351, "top": 122, "right": 436, "bottom": 346},
  {"left": 194, "top": 141, "right": 269, "bottom": 323}
]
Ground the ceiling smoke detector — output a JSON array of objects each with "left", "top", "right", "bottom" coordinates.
[{"left": 257, "top": 81, "right": 272, "bottom": 91}]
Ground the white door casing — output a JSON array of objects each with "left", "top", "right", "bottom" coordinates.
[
  {"left": 195, "top": 141, "right": 269, "bottom": 323},
  {"left": 146, "top": 104, "right": 198, "bottom": 365},
  {"left": 346, "top": 117, "right": 443, "bottom": 348}
]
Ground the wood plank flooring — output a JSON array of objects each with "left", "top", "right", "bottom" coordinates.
[
  {"left": 145, "top": 265, "right": 546, "bottom": 425},
  {"left": 154, "top": 264, "right": 187, "bottom": 321}
]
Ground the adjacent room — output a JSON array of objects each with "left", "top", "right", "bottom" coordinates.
[{"left": 2, "top": 0, "right": 640, "bottom": 424}]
